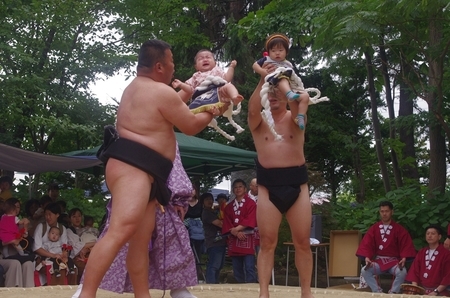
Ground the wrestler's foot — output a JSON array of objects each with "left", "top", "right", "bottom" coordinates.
[
  {"left": 170, "top": 287, "right": 197, "bottom": 298},
  {"left": 232, "top": 94, "right": 244, "bottom": 105},
  {"left": 301, "top": 292, "right": 315, "bottom": 298},
  {"left": 72, "top": 284, "right": 83, "bottom": 298},
  {"left": 296, "top": 114, "right": 305, "bottom": 130},
  {"left": 286, "top": 90, "right": 300, "bottom": 102}
]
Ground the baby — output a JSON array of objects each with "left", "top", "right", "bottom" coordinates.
[
  {"left": 79, "top": 215, "right": 98, "bottom": 244},
  {"left": 43, "top": 226, "right": 76, "bottom": 277},
  {"left": 173, "top": 49, "right": 243, "bottom": 111},
  {"left": 253, "top": 33, "right": 308, "bottom": 130},
  {"left": 0, "top": 198, "right": 30, "bottom": 257}
]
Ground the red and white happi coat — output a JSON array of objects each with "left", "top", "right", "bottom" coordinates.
[
  {"left": 406, "top": 244, "right": 450, "bottom": 295},
  {"left": 222, "top": 194, "right": 257, "bottom": 257},
  {"left": 356, "top": 220, "right": 416, "bottom": 271}
]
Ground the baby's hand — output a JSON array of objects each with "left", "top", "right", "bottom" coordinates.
[
  {"left": 171, "top": 79, "right": 182, "bottom": 89},
  {"left": 230, "top": 60, "right": 237, "bottom": 68}
]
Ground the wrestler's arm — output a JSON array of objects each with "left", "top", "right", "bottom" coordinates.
[
  {"left": 248, "top": 78, "right": 265, "bottom": 131},
  {"left": 161, "top": 87, "right": 216, "bottom": 135}
]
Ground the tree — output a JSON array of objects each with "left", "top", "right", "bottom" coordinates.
[{"left": 0, "top": 0, "right": 127, "bottom": 154}]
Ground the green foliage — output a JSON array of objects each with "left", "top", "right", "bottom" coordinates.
[{"left": 62, "top": 188, "right": 108, "bottom": 225}]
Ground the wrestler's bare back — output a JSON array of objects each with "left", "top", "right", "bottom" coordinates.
[{"left": 106, "top": 75, "right": 214, "bottom": 186}]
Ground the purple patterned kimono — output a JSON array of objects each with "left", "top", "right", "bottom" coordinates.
[{"left": 96, "top": 143, "right": 197, "bottom": 293}]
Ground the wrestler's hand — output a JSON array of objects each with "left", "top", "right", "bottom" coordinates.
[
  {"left": 173, "top": 205, "right": 186, "bottom": 221},
  {"left": 444, "top": 237, "right": 450, "bottom": 250},
  {"left": 219, "top": 102, "right": 231, "bottom": 114},
  {"left": 262, "top": 62, "right": 276, "bottom": 76},
  {"left": 207, "top": 106, "right": 221, "bottom": 116},
  {"left": 230, "top": 60, "right": 237, "bottom": 68}
]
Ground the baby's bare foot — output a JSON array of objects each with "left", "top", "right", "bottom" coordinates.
[{"left": 232, "top": 95, "right": 244, "bottom": 105}]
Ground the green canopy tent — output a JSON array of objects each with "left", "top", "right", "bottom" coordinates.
[{"left": 62, "top": 132, "right": 257, "bottom": 176}]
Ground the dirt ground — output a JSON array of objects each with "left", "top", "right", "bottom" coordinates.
[{"left": 0, "top": 284, "right": 429, "bottom": 298}]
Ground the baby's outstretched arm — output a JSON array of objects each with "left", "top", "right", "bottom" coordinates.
[
  {"left": 224, "top": 60, "right": 237, "bottom": 82},
  {"left": 252, "top": 61, "right": 268, "bottom": 77},
  {"left": 172, "top": 79, "right": 194, "bottom": 103}
]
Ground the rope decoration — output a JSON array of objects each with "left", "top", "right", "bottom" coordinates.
[
  {"left": 192, "top": 76, "right": 244, "bottom": 141},
  {"left": 260, "top": 67, "right": 330, "bottom": 141}
]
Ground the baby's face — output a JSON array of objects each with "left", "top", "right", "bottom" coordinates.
[
  {"left": 269, "top": 44, "right": 287, "bottom": 62},
  {"left": 48, "top": 229, "right": 60, "bottom": 242},
  {"left": 195, "top": 51, "right": 216, "bottom": 72}
]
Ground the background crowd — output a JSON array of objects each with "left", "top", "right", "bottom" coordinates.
[
  {"left": 1, "top": 174, "right": 449, "bottom": 296},
  {"left": 0, "top": 177, "right": 103, "bottom": 287}
]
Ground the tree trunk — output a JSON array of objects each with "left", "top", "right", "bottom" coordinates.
[
  {"left": 351, "top": 87, "right": 365, "bottom": 203},
  {"left": 427, "top": 9, "right": 447, "bottom": 194},
  {"left": 398, "top": 54, "right": 419, "bottom": 182},
  {"left": 364, "top": 50, "right": 391, "bottom": 193},
  {"left": 378, "top": 40, "right": 403, "bottom": 188}
]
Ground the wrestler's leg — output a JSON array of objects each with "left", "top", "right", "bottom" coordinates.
[
  {"left": 285, "top": 183, "right": 314, "bottom": 298},
  {"left": 80, "top": 159, "right": 153, "bottom": 298},
  {"left": 257, "top": 185, "right": 282, "bottom": 298},
  {"left": 127, "top": 200, "right": 156, "bottom": 298},
  {"left": 219, "top": 83, "right": 243, "bottom": 105}
]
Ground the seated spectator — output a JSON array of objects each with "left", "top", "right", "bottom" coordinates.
[
  {"left": 67, "top": 208, "right": 95, "bottom": 283},
  {"left": 24, "top": 199, "right": 40, "bottom": 237},
  {"left": 0, "top": 198, "right": 31, "bottom": 257},
  {"left": 405, "top": 225, "right": 450, "bottom": 296},
  {"left": 56, "top": 200, "right": 70, "bottom": 228},
  {"left": 356, "top": 201, "right": 416, "bottom": 293},
  {"left": 0, "top": 176, "right": 13, "bottom": 202},
  {"left": 0, "top": 248, "right": 34, "bottom": 287},
  {"left": 33, "top": 195, "right": 53, "bottom": 224},
  {"left": 41, "top": 226, "right": 76, "bottom": 277},
  {"left": 202, "top": 193, "right": 226, "bottom": 284},
  {"left": 78, "top": 215, "right": 98, "bottom": 244},
  {"left": 444, "top": 223, "right": 450, "bottom": 250},
  {"left": 66, "top": 225, "right": 94, "bottom": 284},
  {"left": 68, "top": 208, "right": 84, "bottom": 235},
  {"left": 32, "top": 202, "right": 76, "bottom": 285}
]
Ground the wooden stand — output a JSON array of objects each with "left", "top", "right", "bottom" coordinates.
[{"left": 329, "top": 230, "right": 362, "bottom": 277}]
